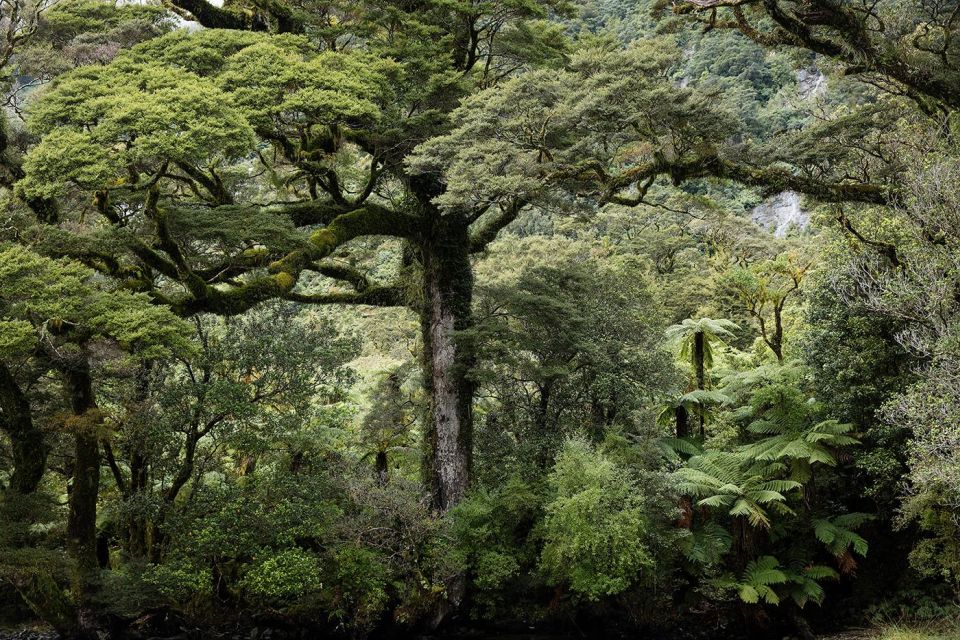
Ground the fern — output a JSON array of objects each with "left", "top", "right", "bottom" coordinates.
[
  {"left": 656, "top": 436, "right": 703, "bottom": 462},
  {"left": 675, "top": 452, "right": 800, "bottom": 530},
  {"left": 740, "top": 418, "right": 859, "bottom": 484},
  {"left": 665, "top": 317, "right": 740, "bottom": 372},
  {"left": 679, "top": 522, "right": 732, "bottom": 565},
  {"left": 722, "top": 556, "right": 788, "bottom": 605},
  {"left": 813, "top": 513, "right": 873, "bottom": 559}
]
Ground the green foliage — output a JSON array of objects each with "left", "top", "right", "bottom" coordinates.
[
  {"left": 473, "top": 235, "right": 674, "bottom": 477},
  {"left": 665, "top": 317, "right": 740, "bottom": 376},
  {"left": 716, "top": 557, "right": 838, "bottom": 608},
  {"left": 409, "top": 41, "right": 737, "bottom": 211},
  {"left": 743, "top": 419, "right": 858, "bottom": 470},
  {"left": 327, "top": 546, "right": 389, "bottom": 628},
  {"left": 448, "top": 475, "right": 541, "bottom": 609},
  {"left": 676, "top": 452, "right": 799, "bottom": 529},
  {"left": 21, "top": 65, "right": 255, "bottom": 198},
  {"left": 657, "top": 390, "right": 730, "bottom": 429},
  {"left": 783, "top": 564, "right": 838, "bottom": 608},
  {"left": 678, "top": 521, "right": 732, "bottom": 566},
  {"left": 3, "top": 0, "right": 958, "bottom": 633},
  {"left": 813, "top": 513, "right": 873, "bottom": 558},
  {"left": 141, "top": 558, "right": 211, "bottom": 606},
  {"left": 735, "top": 556, "right": 788, "bottom": 605},
  {"left": 0, "top": 244, "right": 193, "bottom": 357},
  {"left": 802, "top": 267, "right": 914, "bottom": 511},
  {"left": 888, "top": 357, "right": 960, "bottom": 588},
  {"left": 539, "top": 436, "right": 655, "bottom": 600},
  {"left": 241, "top": 548, "right": 324, "bottom": 604}
]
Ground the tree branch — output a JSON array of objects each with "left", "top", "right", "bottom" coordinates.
[
  {"left": 594, "top": 153, "right": 895, "bottom": 207},
  {"left": 469, "top": 199, "right": 526, "bottom": 252},
  {"left": 168, "top": 204, "right": 419, "bottom": 317},
  {"left": 284, "top": 285, "right": 406, "bottom": 307}
]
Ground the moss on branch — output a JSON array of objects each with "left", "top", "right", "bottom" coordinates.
[{"left": 284, "top": 286, "right": 406, "bottom": 307}]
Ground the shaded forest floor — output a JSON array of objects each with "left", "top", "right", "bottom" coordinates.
[
  {"left": 2, "top": 622, "right": 960, "bottom": 640},
  {"left": 0, "top": 630, "right": 906, "bottom": 639},
  {"left": 821, "top": 625, "right": 960, "bottom": 640}
]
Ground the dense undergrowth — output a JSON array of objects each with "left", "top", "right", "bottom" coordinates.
[{"left": 1, "top": 0, "right": 959, "bottom": 638}]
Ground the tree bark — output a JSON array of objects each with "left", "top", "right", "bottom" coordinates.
[
  {"left": 693, "top": 331, "right": 706, "bottom": 435},
  {"left": 675, "top": 404, "right": 690, "bottom": 439},
  {"left": 771, "top": 306, "right": 785, "bottom": 362},
  {"left": 675, "top": 405, "right": 693, "bottom": 529},
  {"left": 693, "top": 331, "right": 706, "bottom": 390},
  {"left": 420, "top": 218, "right": 475, "bottom": 514},
  {"left": 375, "top": 450, "right": 389, "bottom": 485},
  {"left": 60, "top": 353, "right": 102, "bottom": 639},
  {"left": 0, "top": 363, "right": 47, "bottom": 494}
]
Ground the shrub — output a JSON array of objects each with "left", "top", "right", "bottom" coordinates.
[{"left": 538, "top": 436, "right": 655, "bottom": 600}]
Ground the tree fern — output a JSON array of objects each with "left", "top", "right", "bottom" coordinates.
[
  {"left": 813, "top": 513, "right": 873, "bottom": 558},
  {"left": 665, "top": 318, "right": 739, "bottom": 391},
  {"left": 680, "top": 522, "right": 732, "bottom": 565},
  {"left": 656, "top": 436, "right": 703, "bottom": 462},
  {"left": 665, "top": 318, "right": 740, "bottom": 371},
  {"left": 675, "top": 452, "right": 801, "bottom": 529},
  {"left": 783, "top": 564, "right": 838, "bottom": 608},
  {"left": 715, "top": 556, "right": 788, "bottom": 605},
  {"left": 742, "top": 418, "right": 859, "bottom": 482}
]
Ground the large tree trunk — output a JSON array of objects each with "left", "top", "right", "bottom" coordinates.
[
  {"left": 419, "top": 219, "right": 475, "bottom": 513},
  {"left": 0, "top": 363, "right": 47, "bottom": 494},
  {"left": 0, "top": 364, "right": 77, "bottom": 637},
  {"left": 125, "top": 451, "right": 150, "bottom": 558},
  {"left": 61, "top": 353, "right": 102, "bottom": 639},
  {"left": 124, "top": 363, "right": 153, "bottom": 558}
]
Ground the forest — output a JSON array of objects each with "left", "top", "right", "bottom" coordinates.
[{"left": 0, "top": 0, "right": 959, "bottom": 638}]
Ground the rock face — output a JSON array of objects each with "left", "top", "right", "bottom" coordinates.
[
  {"left": 751, "top": 191, "right": 809, "bottom": 238},
  {"left": 796, "top": 68, "right": 827, "bottom": 99}
]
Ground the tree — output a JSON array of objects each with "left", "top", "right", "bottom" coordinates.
[
  {"left": 0, "top": 361, "right": 45, "bottom": 495},
  {"left": 665, "top": 317, "right": 738, "bottom": 435},
  {"left": 471, "top": 236, "right": 672, "bottom": 474},
  {"left": 673, "top": 0, "right": 960, "bottom": 115},
  {"left": 0, "top": 244, "right": 191, "bottom": 637},
  {"left": 658, "top": 389, "right": 729, "bottom": 440},
  {"left": 99, "top": 303, "right": 356, "bottom": 562},
  {"left": 360, "top": 367, "right": 416, "bottom": 484},
  {"left": 723, "top": 253, "right": 807, "bottom": 361},
  {"left": 677, "top": 451, "right": 799, "bottom": 532},
  {"left": 15, "top": 2, "right": 570, "bottom": 515},
  {"left": 539, "top": 436, "right": 655, "bottom": 601},
  {"left": 16, "top": 0, "right": 915, "bottom": 522}
]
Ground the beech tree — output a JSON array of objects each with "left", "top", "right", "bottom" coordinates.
[
  {"left": 0, "top": 245, "right": 191, "bottom": 636},
  {"left": 672, "top": 0, "right": 960, "bottom": 116},
  {"left": 15, "top": 0, "right": 571, "bottom": 514},
  {"left": 2, "top": 0, "right": 959, "bottom": 635}
]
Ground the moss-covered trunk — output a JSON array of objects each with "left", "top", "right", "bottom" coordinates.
[
  {"left": 61, "top": 354, "right": 102, "bottom": 639},
  {"left": 419, "top": 218, "right": 475, "bottom": 513},
  {"left": 0, "top": 363, "right": 47, "bottom": 494}
]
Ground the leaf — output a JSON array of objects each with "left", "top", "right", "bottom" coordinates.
[{"left": 738, "top": 584, "right": 759, "bottom": 603}]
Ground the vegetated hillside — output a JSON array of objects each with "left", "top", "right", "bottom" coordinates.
[{"left": 0, "top": 1, "right": 958, "bottom": 639}]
